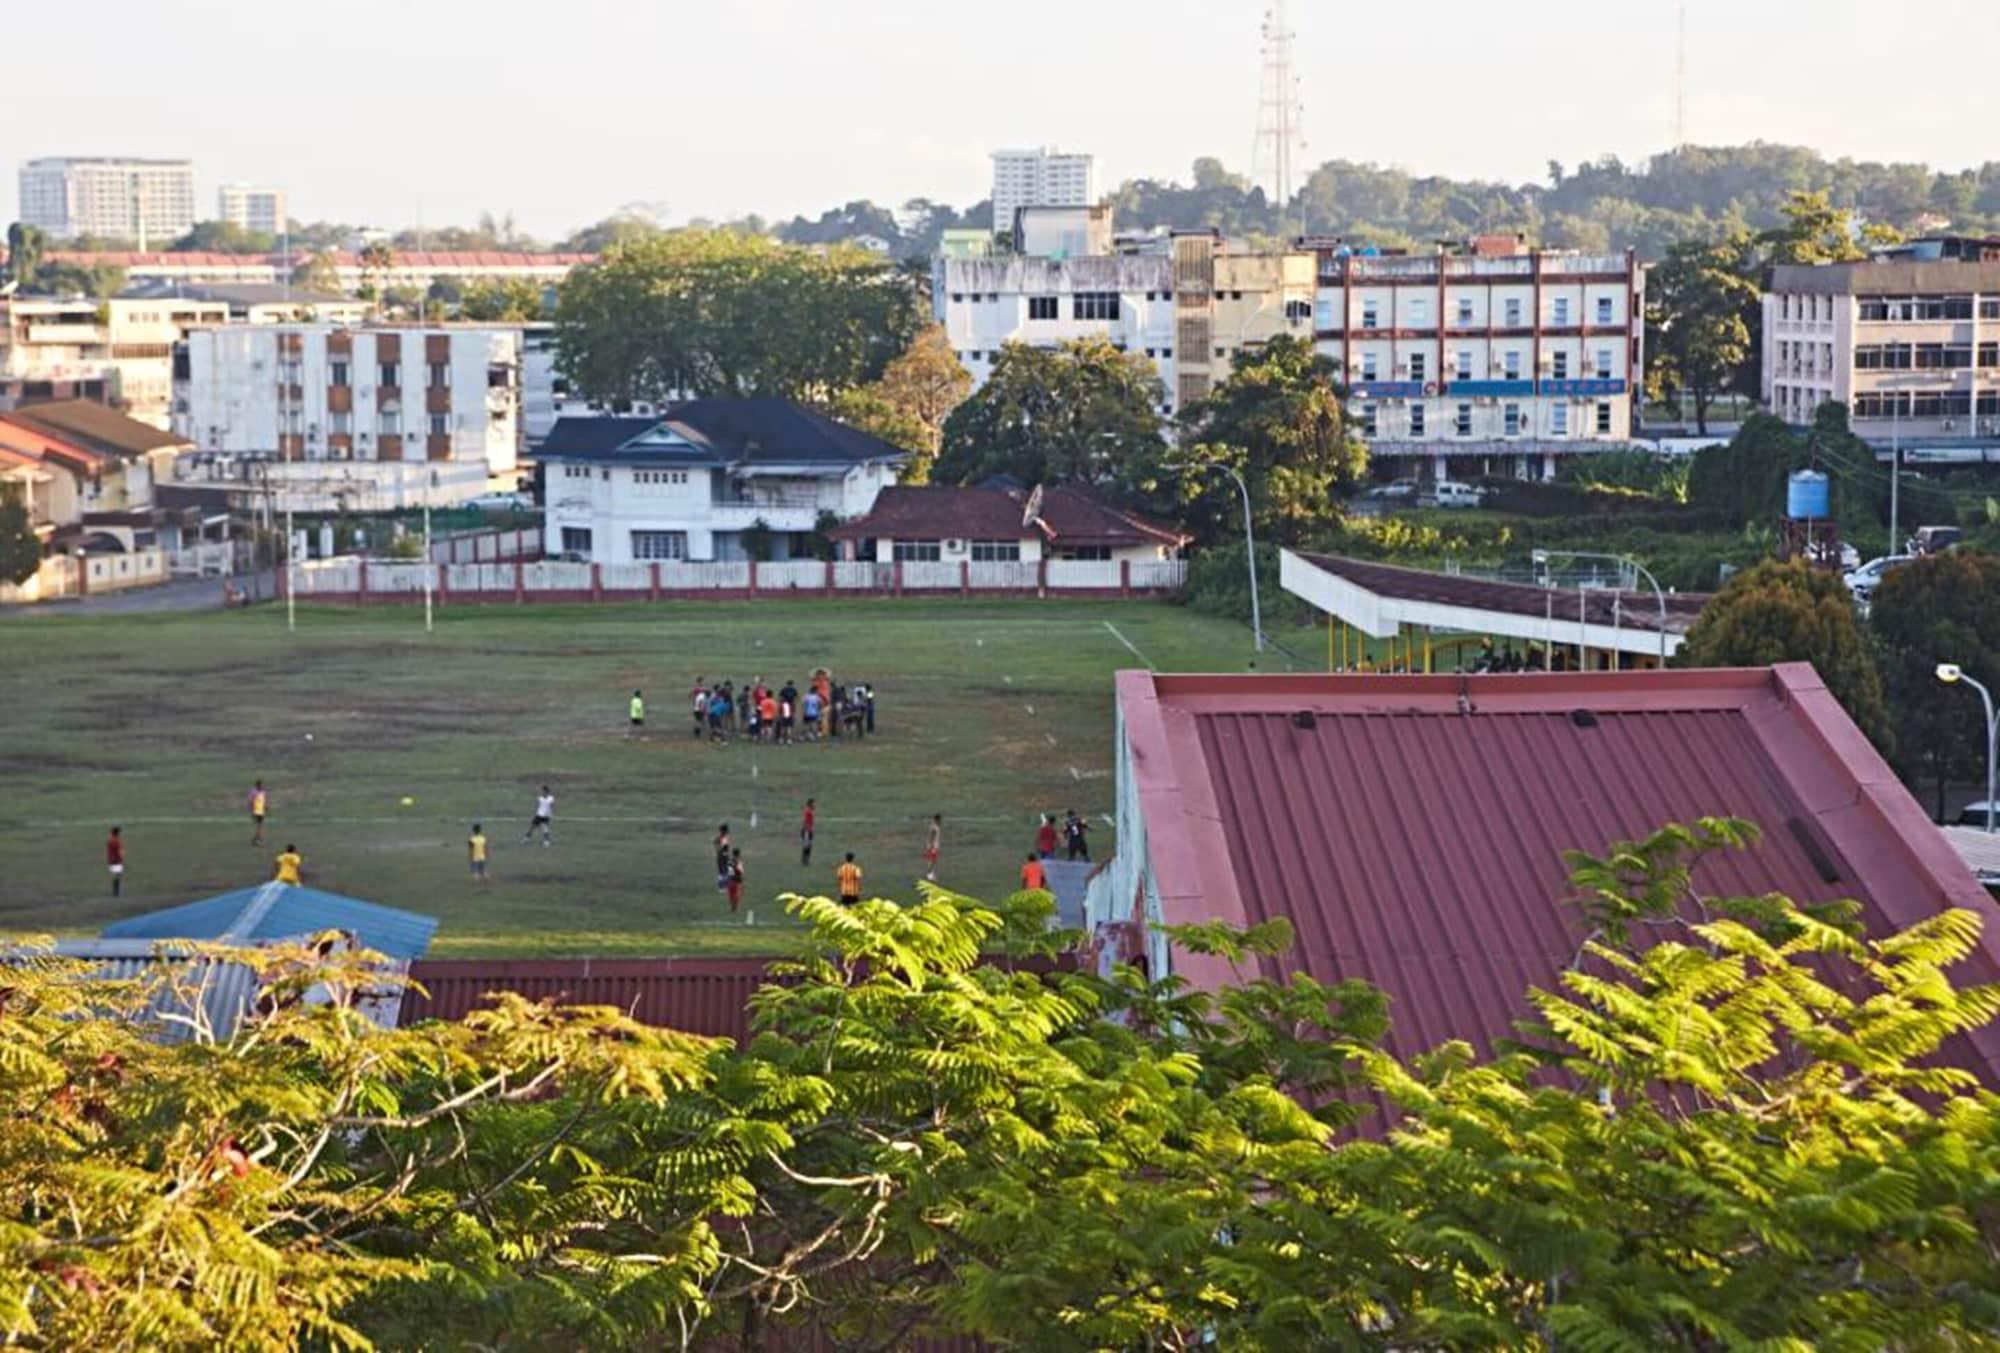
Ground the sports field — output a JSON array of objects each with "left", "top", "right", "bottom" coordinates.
[{"left": 1, "top": 599, "right": 1294, "bottom": 955}]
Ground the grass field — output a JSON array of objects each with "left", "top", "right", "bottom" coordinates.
[{"left": 2, "top": 599, "right": 1294, "bottom": 956}]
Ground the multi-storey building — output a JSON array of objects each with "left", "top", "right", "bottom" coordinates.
[
  {"left": 174, "top": 324, "right": 521, "bottom": 508},
  {"left": 990, "top": 148, "right": 1094, "bottom": 235},
  {"left": 18, "top": 157, "right": 197, "bottom": 243},
  {"left": 934, "top": 231, "right": 1317, "bottom": 417},
  {"left": 1308, "top": 237, "right": 1646, "bottom": 480},
  {"left": 0, "top": 250, "right": 594, "bottom": 294},
  {"left": 1764, "top": 237, "right": 2000, "bottom": 446},
  {"left": 217, "top": 183, "right": 287, "bottom": 235},
  {"left": 0, "top": 296, "right": 230, "bottom": 428}
]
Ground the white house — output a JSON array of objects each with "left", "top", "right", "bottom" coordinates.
[
  {"left": 538, "top": 399, "right": 904, "bottom": 564},
  {"left": 826, "top": 483, "right": 1189, "bottom": 565}
]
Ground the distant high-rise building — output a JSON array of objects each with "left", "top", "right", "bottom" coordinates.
[
  {"left": 17, "top": 157, "right": 196, "bottom": 244},
  {"left": 989, "top": 148, "right": 1094, "bottom": 236},
  {"left": 217, "top": 183, "right": 288, "bottom": 236}
]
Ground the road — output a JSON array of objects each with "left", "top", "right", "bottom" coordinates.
[{"left": 0, "top": 569, "right": 281, "bottom": 618}]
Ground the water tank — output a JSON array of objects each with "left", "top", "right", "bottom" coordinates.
[{"left": 1787, "top": 470, "right": 1831, "bottom": 520}]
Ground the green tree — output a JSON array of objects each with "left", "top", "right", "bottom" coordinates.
[
  {"left": 169, "top": 220, "right": 276, "bottom": 254},
  {"left": 1144, "top": 334, "right": 1368, "bottom": 544},
  {"left": 291, "top": 250, "right": 339, "bottom": 294},
  {"left": 1761, "top": 188, "right": 1877, "bottom": 265},
  {"left": 457, "top": 277, "right": 545, "bottom": 321},
  {"left": 0, "top": 485, "right": 42, "bottom": 585},
  {"left": 1871, "top": 549, "right": 2000, "bottom": 819},
  {"left": 32, "top": 262, "right": 126, "bottom": 300},
  {"left": 1674, "top": 557, "right": 1892, "bottom": 749},
  {"left": 6, "top": 221, "right": 46, "bottom": 288},
  {"left": 829, "top": 322, "right": 969, "bottom": 479},
  {"left": 357, "top": 241, "right": 395, "bottom": 300},
  {"left": 1685, "top": 413, "right": 1802, "bottom": 522},
  {"left": 933, "top": 339, "right": 1167, "bottom": 489},
  {"left": 1644, "top": 231, "right": 1760, "bottom": 432}
]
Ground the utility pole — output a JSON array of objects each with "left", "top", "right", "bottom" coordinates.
[
  {"left": 423, "top": 504, "right": 434, "bottom": 634},
  {"left": 285, "top": 507, "right": 295, "bottom": 632},
  {"left": 1889, "top": 402, "right": 1901, "bottom": 555}
]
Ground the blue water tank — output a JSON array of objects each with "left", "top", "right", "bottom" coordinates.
[{"left": 1787, "top": 470, "right": 1831, "bottom": 520}]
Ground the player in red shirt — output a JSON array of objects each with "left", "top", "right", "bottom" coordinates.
[
  {"left": 106, "top": 826, "right": 126, "bottom": 896},
  {"left": 1035, "top": 815, "right": 1058, "bottom": 858},
  {"left": 799, "top": 797, "right": 816, "bottom": 866}
]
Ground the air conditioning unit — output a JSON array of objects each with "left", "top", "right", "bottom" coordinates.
[{"left": 943, "top": 538, "right": 967, "bottom": 552}]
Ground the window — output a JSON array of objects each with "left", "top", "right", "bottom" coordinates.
[
  {"left": 1359, "top": 404, "right": 1378, "bottom": 437},
  {"left": 428, "top": 361, "right": 449, "bottom": 388},
  {"left": 1057, "top": 545, "right": 1113, "bottom": 561},
  {"left": 1915, "top": 343, "right": 1973, "bottom": 369},
  {"left": 950, "top": 292, "right": 964, "bottom": 303},
  {"left": 1215, "top": 347, "right": 1227, "bottom": 358},
  {"left": 1361, "top": 301, "right": 1380, "bottom": 330},
  {"left": 1595, "top": 347, "right": 1614, "bottom": 377},
  {"left": 1855, "top": 343, "right": 1914, "bottom": 370},
  {"left": 560, "top": 527, "right": 592, "bottom": 556},
  {"left": 428, "top": 412, "right": 448, "bottom": 437},
  {"left": 631, "top": 530, "right": 688, "bottom": 560},
  {"left": 1552, "top": 297, "right": 1571, "bottom": 326},
  {"left": 1455, "top": 349, "right": 1473, "bottom": 380},
  {"left": 970, "top": 540, "right": 1021, "bottom": 562},
  {"left": 1028, "top": 296, "right": 1058, "bottom": 320},
  {"left": 1408, "top": 404, "right": 1426, "bottom": 437},
  {"left": 330, "top": 410, "right": 351, "bottom": 435},
  {"left": 1551, "top": 351, "right": 1569, "bottom": 380},
  {"left": 1285, "top": 299, "right": 1312, "bottom": 322},
  {"left": 378, "top": 361, "right": 399, "bottom": 388},
  {"left": 1979, "top": 342, "right": 1998, "bottom": 368},
  {"left": 1503, "top": 403, "right": 1522, "bottom": 436},
  {"left": 1160, "top": 347, "right": 1172, "bottom": 358},
  {"left": 1981, "top": 298, "right": 2000, "bottom": 319},
  {"left": 278, "top": 360, "right": 301, "bottom": 384},
  {"left": 1410, "top": 298, "right": 1429, "bottom": 325},
  {"left": 1595, "top": 402, "right": 1613, "bottom": 434},
  {"left": 378, "top": 409, "right": 401, "bottom": 436},
  {"left": 1456, "top": 298, "right": 1474, "bottom": 325},
  {"left": 892, "top": 540, "right": 942, "bottom": 562},
  {"left": 1314, "top": 296, "right": 1334, "bottom": 329},
  {"left": 631, "top": 469, "right": 688, "bottom": 492},
  {"left": 1551, "top": 404, "right": 1569, "bottom": 436},
  {"left": 330, "top": 360, "right": 349, "bottom": 387},
  {"left": 967, "top": 351, "right": 982, "bottom": 362},
  {"left": 1503, "top": 350, "right": 1522, "bottom": 380},
  {"left": 1072, "top": 292, "right": 1119, "bottom": 321},
  {"left": 1595, "top": 295, "right": 1614, "bottom": 324},
  {"left": 1408, "top": 352, "right": 1427, "bottom": 383},
  {"left": 1361, "top": 352, "right": 1379, "bottom": 382},
  {"left": 1455, "top": 403, "right": 1472, "bottom": 436},
  {"left": 1504, "top": 298, "right": 1523, "bottom": 327}
]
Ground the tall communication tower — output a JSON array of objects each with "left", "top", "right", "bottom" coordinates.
[
  {"left": 1252, "top": 1, "right": 1307, "bottom": 218},
  {"left": 1673, "top": 1, "right": 1688, "bottom": 148}
]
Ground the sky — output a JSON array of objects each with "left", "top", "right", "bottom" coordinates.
[{"left": 7, "top": 0, "right": 1996, "bottom": 239}]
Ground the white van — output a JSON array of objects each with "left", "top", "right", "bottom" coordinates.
[{"left": 1424, "top": 480, "right": 1483, "bottom": 510}]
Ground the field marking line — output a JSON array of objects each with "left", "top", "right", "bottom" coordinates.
[
  {"left": 1024, "top": 703, "right": 1035, "bottom": 715},
  {"left": 1043, "top": 733, "right": 1058, "bottom": 746},
  {"left": 1102, "top": 621, "right": 1156, "bottom": 670}
]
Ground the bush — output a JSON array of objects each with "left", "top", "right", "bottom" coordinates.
[{"left": 1183, "top": 539, "right": 1311, "bottom": 629}]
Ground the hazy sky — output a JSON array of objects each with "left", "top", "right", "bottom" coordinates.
[{"left": 9, "top": 0, "right": 1996, "bottom": 238}]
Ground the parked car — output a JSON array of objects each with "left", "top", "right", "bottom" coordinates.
[
  {"left": 1358, "top": 478, "right": 1420, "bottom": 502},
  {"left": 1420, "top": 480, "right": 1483, "bottom": 510},
  {"left": 1907, "top": 525, "right": 1963, "bottom": 556},
  {"left": 1842, "top": 554, "right": 1912, "bottom": 602},
  {"left": 466, "top": 491, "right": 536, "bottom": 513},
  {"left": 1956, "top": 800, "right": 1997, "bottom": 828}
]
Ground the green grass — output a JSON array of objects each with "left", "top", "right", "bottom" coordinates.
[{"left": 1, "top": 599, "right": 1293, "bottom": 956}]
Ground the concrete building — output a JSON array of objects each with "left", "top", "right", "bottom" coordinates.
[
  {"left": 1307, "top": 236, "right": 1646, "bottom": 481},
  {"left": 0, "top": 295, "right": 230, "bottom": 428},
  {"left": 18, "top": 157, "right": 197, "bottom": 244},
  {"left": 990, "top": 148, "right": 1094, "bottom": 235},
  {"left": 217, "top": 183, "right": 287, "bottom": 235},
  {"left": 173, "top": 324, "right": 522, "bottom": 510},
  {"left": 826, "top": 483, "right": 1188, "bottom": 565},
  {"left": 934, "top": 231, "right": 1317, "bottom": 417},
  {"left": 1, "top": 249, "right": 594, "bottom": 294},
  {"left": 1764, "top": 238, "right": 2000, "bottom": 448},
  {"left": 538, "top": 400, "right": 903, "bottom": 564}
]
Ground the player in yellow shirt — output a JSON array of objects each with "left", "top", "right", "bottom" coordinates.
[
  {"left": 248, "top": 779, "right": 268, "bottom": 846},
  {"left": 835, "top": 853, "right": 863, "bottom": 906},
  {"left": 273, "top": 845, "right": 303, "bottom": 886},
  {"left": 468, "top": 823, "right": 489, "bottom": 883}
]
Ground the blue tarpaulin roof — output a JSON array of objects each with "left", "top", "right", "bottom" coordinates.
[{"left": 100, "top": 884, "right": 439, "bottom": 962}]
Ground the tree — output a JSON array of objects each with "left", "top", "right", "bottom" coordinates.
[
  {"left": 458, "top": 277, "right": 545, "bottom": 322},
  {"left": 1871, "top": 549, "right": 2000, "bottom": 819},
  {"left": 169, "top": 220, "right": 275, "bottom": 254},
  {"left": 933, "top": 339, "right": 1167, "bottom": 489},
  {"left": 0, "top": 485, "right": 41, "bottom": 584},
  {"left": 1761, "top": 188, "right": 1873, "bottom": 265},
  {"left": 357, "top": 242, "right": 395, "bottom": 300},
  {"left": 1685, "top": 413, "right": 1801, "bottom": 522},
  {"left": 6, "top": 222, "right": 46, "bottom": 288},
  {"left": 1145, "top": 334, "right": 1368, "bottom": 545},
  {"left": 829, "top": 322, "right": 969, "bottom": 478},
  {"left": 1674, "top": 557, "right": 1891, "bottom": 749},
  {"left": 1644, "top": 231, "right": 1760, "bottom": 432},
  {"left": 291, "top": 251, "right": 339, "bottom": 294}
]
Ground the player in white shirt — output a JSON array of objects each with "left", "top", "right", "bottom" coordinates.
[{"left": 523, "top": 785, "right": 556, "bottom": 846}]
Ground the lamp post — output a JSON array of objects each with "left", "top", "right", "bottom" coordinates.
[
  {"left": 1532, "top": 547, "right": 1669, "bottom": 663},
  {"left": 1194, "top": 462, "right": 1262, "bottom": 652},
  {"left": 1937, "top": 663, "right": 1996, "bottom": 833}
]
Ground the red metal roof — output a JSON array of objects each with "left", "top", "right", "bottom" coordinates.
[
  {"left": 34, "top": 250, "right": 596, "bottom": 269},
  {"left": 1294, "top": 551, "right": 1711, "bottom": 635},
  {"left": 399, "top": 956, "right": 781, "bottom": 1041},
  {"left": 1116, "top": 664, "right": 2000, "bottom": 1081},
  {"left": 832, "top": 484, "right": 1188, "bottom": 549}
]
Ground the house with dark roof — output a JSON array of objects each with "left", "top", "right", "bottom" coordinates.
[
  {"left": 538, "top": 399, "right": 905, "bottom": 563},
  {"left": 826, "top": 483, "right": 1189, "bottom": 566},
  {"left": 1091, "top": 664, "right": 2000, "bottom": 1088}
]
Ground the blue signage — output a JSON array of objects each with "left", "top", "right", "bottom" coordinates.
[
  {"left": 1348, "top": 381, "right": 1425, "bottom": 400},
  {"left": 1441, "top": 380, "right": 1535, "bottom": 397},
  {"left": 1537, "top": 379, "right": 1627, "bottom": 397}
]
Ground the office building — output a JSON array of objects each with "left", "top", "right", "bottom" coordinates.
[
  {"left": 990, "top": 148, "right": 1094, "bottom": 236},
  {"left": 217, "top": 184, "right": 287, "bottom": 236},
  {"left": 17, "top": 157, "right": 197, "bottom": 243},
  {"left": 1764, "top": 237, "right": 2000, "bottom": 446},
  {"left": 0, "top": 295, "right": 229, "bottom": 428}
]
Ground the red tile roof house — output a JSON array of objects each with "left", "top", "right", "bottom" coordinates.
[
  {"left": 1089, "top": 664, "right": 2000, "bottom": 1085},
  {"left": 826, "top": 483, "right": 1190, "bottom": 595}
]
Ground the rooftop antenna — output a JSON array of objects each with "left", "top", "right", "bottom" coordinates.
[
  {"left": 1673, "top": 1, "right": 1688, "bottom": 149},
  {"left": 1252, "top": 0, "right": 1307, "bottom": 227}
]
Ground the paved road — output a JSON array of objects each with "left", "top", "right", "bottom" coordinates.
[{"left": 1, "top": 569, "right": 281, "bottom": 618}]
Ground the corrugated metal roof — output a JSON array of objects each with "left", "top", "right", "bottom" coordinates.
[
  {"left": 1116, "top": 664, "right": 2000, "bottom": 1082},
  {"left": 101, "top": 884, "right": 438, "bottom": 962},
  {"left": 400, "top": 957, "right": 783, "bottom": 1041},
  {"left": 1941, "top": 825, "right": 2000, "bottom": 886},
  {"left": 1293, "top": 551, "right": 1711, "bottom": 635}
]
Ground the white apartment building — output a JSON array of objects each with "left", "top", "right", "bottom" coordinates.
[
  {"left": 18, "top": 157, "right": 197, "bottom": 243},
  {"left": 541, "top": 400, "right": 902, "bottom": 564},
  {"left": 991, "top": 148, "right": 1094, "bottom": 236},
  {"left": 0, "top": 296, "right": 230, "bottom": 429},
  {"left": 935, "top": 231, "right": 1317, "bottom": 418},
  {"left": 1764, "top": 239, "right": 2000, "bottom": 446},
  {"left": 217, "top": 183, "right": 287, "bottom": 235},
  {"left": 175, "top": 324, "right": 521, "bottom": 508},
  {"left": 1308, "top": 238, "right": 1647, "bottom": 480}
]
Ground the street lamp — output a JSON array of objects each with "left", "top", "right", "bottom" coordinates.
[
  {"left": 1189, "top": 462, "right": 1262, "bottom": 652},
  {"left": 1532, "top": 548, "right": 1669, "bottom": 663},
  {"left": 1936, "top": 663, "right": 1997, "bottom": 833}
]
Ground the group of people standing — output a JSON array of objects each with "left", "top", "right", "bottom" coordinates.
[{"left": 626, "top": 671, "right": 879, "bottom": 746}]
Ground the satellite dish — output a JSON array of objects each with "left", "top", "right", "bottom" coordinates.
[{"left": 1021, "top": 483, "right": 1044, "bottom": 530}]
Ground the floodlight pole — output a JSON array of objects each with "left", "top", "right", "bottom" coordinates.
[
  {"left": 423, "top": 504, "right": 434, "bottom": 635},
  {"left": 285, "top": 507, "right": 295, "bottom": 633}
]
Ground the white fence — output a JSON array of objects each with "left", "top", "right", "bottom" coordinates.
[
  {"left": 290, "top": 556, "right": 1186, "bottom": 604},
  {"left": 426, "top": 528, "right": 540, "bottom": 565}
]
